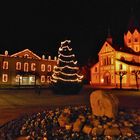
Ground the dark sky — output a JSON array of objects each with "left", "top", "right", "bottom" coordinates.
[{"left": 0, "top": 0, "right": 140, "bottom": 65}]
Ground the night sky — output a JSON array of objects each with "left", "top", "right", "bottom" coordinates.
[{"left": 0, "top": 0, "right": 140, "bottom": 65}]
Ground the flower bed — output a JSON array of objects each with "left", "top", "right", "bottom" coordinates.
[{"left": 0, "top": 106, "right": 140, "bottom": 140}]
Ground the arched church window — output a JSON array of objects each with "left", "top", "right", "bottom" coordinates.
[
  {"left": 119, "top": 64, "right": 123, "bottom": 70},
  {"left": 132, "top": 58, "right": 135, "bottom": 63},
  {"left": 120, "top": 56, "right": 125, "bottom": 61},
  {"left": 134, "top": 38, "right": 138, "bottom": 42}
]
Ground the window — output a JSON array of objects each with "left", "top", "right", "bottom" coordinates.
[
  {"left": 29, "top": 76, "right": 35, "bottom": 82},
  {"left": 135, "top": 46, "right": 138, "bottom": 52},
  {"left": 128, "top": 39, "right": 131, "bottom": 43},
  {"left": 24, "top": 62, "right": 29, "bottom": 72},
  {"left": 41, "top": 64, "right": 45, "bottom": 72},
  {"left": 16, "top": 75, "right": 20, "bottom": 82},
  {"left": 120, "top": 57, "right": 125, "bottom": 61},
  {"left": 120, "top": 64, "right": 123, "bottom": 70},
  {"left": 47, "top": 65, "right": 51, "bottom": 72},
  {"left": 134, "top": 38, "right": 138, "bottom": 42},
  {"left": 132, "top": 58, "right": 135, "bottom": 62},
  {"left": 2, "top": 74, "right": 8, "bottom": 82},
  {"left": 47, "top": 76, "right": 51, "bottom": 83},
  {"left": 24, "top": 54, "right": 29, "bottom": 58},
  {"left": 31, "top": 63, "right": 36, "bottom": 71},
  {"left": 95, "top": 67, "right": 97, "bottom": 72},
  {"left": 3, "top": 61, "right": 8, "bottom": 69},
  {"left": 16, "top": 62, "right": 21, "bottom": 70},
  {"left": 41, "top": 75, "right": 45, "bottom": 83},
  {"left": 107, "top": 57, "right": 111, "bottom": 65}
]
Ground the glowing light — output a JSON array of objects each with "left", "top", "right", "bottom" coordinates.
[
  {"left": 59, "top": 46, "right": 72, "bottom": 51},
  {"left": 52, "top": 74, "right": 82, "bottom": 82},
  {"left": 53, "top": 69, "right": 83, "bottom": 79},
  {"left": 57, "top": 65, "right": 79, "bottom": 70},
  {"left": 58, "top": 53, "right": 75, "bottom": 58},
  {"left": 61, "top": 40, "right": 71, "bottom": 45},
  {"left": 101, "top": 78, "right": 104, "bottom": 83},
  {"left": 58, "top": 58, "right": 77, "bottom": 64}
]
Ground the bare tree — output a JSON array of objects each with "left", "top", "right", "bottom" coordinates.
[
  {"left": 115, "top": 71, "right": 127, "bottom": 89},
  {"left": 132, "top": 70, "right": 140, "bottom": 90}
]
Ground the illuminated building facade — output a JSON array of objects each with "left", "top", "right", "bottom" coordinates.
[
  {"left": 91, "top": 20, "right": 140, "bottom": 88},
  {"left": 0, "top": 49, "right": 57, "bottom": 86}
]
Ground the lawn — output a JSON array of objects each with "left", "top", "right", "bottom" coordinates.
[{"left": 0, "top": 86, "right": 139, "bottom": 125}]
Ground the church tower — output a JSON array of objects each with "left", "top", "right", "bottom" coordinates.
[{"left": 124, "top": 10, "right": 140, "bottom": 52}]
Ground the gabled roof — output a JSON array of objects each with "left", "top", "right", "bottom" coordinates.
[
  {"left": 98, "top": 41, "right": 115, "bottom": 55},
  {"left": 11, "top": 49, "right": 41, "bottom": 59}
]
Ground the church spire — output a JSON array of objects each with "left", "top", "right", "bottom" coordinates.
[{"left": 106, "top": 27, "right": 113, "bottom": 45}]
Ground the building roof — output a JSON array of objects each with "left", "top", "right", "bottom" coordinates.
[
  {"left": 113, "top": 45, "right": 140, "bottom": 56},
  {"left": 117, "top": 59, "right": 140, "bottom": 66}
]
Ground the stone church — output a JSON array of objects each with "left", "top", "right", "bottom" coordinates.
[{"left": 90, "top": 15, "right": 140, "bottom": 88}]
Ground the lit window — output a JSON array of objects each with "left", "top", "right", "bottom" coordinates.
[
  {"left": 29, "top": 76, "right": 35, "bottom": 82},
  {"left": 24, "top": 62, "right": 29, "bottom": 72},
  {"left": 3, "top": 61, "right": 8, "bottom": 69},
  {"left": 47, "top": 76, "right": 51, "bottom": 83},
  {"left": 47, "top": 65, "right": 51, "bottom": 72},
  {"left": 41, "top": 64, "right": 45, "bottom": 72},
  {"left": 120, "top": 64, "right": 123, "bottom": 70},
  {"left": 16, "top": 75, "right": 20, "bottom": 82},
  {"left": 53, "top": 65, "right": 57, "bottom": 70},
  {"left": 2, "top": 74, "right": 8, "bottom": 82},
  {"left": 31, "top": 63, "right": 36, "bottom": 71},
  {"left": 41, "top": 75, "right": 45, "bottom": 83},
  {"left": 16, "top": 62, "right": 21, "bottom": 70}
]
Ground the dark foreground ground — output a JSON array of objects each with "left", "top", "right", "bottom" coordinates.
[{"left": 0, "top": 86, "right": 140, "bottom": 126}]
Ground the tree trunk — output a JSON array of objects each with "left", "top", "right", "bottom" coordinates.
[
  {"left": 120, "top": 76, "right": 122, "bottom": 89},
  {"left": 135, "top": 75, "right": 139, "bottom": 90}
]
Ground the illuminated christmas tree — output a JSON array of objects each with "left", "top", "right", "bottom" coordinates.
[{"left": 51, "top": 40, "right": 83, "bottom": 94}]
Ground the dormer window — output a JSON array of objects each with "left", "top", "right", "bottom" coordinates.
[{"left": 24, "top": 54, "right": 29, "bottom": 58}]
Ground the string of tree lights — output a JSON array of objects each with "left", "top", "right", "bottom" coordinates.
[{"left": 51, "top": 40, "right": 83, "bottom": 94}]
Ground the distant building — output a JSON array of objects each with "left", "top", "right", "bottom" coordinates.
[
  {"left": 0, "top": 49, "right": 57, "bottom": 86},
  {"left": 91, "top": 15, "right": 140, "bottom": 88}
]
